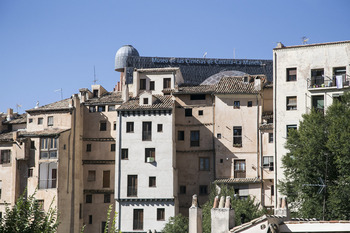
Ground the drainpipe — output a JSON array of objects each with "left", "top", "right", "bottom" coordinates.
[
  {"left": 260, "top": 130, "right": 264, "bottom": 207},
  {"left": 256, "top": 94, "right": 260, "bottom": 179},
  {"left": 117, "top": 111, "right": 123, "bottom": 230},
  {"left": 211, "top": 93, "right": 216, "bottom": 180},
  {"left": 274, "top": 52, "right": 278, "bottom": 208},
  {"left": 70, "top": 98, "right": 76, "bottom": 233}
]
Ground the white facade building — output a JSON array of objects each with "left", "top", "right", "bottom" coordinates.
[{"left": 273, "top": 40, "right": 350, "bottom": 204}]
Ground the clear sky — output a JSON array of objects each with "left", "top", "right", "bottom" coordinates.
[{"left": 1, "top": 0, "right": 350, "bottom": 113}]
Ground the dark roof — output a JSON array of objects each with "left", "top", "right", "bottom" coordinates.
[
  {"left": 3, "top": 114, "right": 27, "bottom": 125},
  {"left": 117, "top": 95, "right": 173, "bottom": 111},
  {"left": 27, "top": 99, "right": 72, "bottom": 113},
  {"left": 83, "top": 92, "right": 123, "bottom": 105},
  {"left": 215, "top": 76, "right": 260, "bottom": 94},
  {"left": 125, "top": 56, "right": 273, "bottom": 84},
  {"left": 175, "top": 85, "right": 215, "bottom": 94},
  {"left": 273, "top": 40, "right": 350, "bottom": 50}
]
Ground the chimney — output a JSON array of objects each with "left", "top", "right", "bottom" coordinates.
[
  {"left": 211, "top": 196, "right": 235, "bottom": 233},
  {"left": 276, "top": 42, "right": 285, "bottom": 49},
  {"left": 122, "top": 84, "right": 129, "bottom": 103},
  {"left": 189, "top": 194, "right": 203, "bottom": 233},
  {"left": 274, "top": 197, "right": 290, "bottom": 219}
]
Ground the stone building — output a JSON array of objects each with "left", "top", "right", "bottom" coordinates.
[{"left": 273, "top": 40, "right": 350, "bottom": 204}]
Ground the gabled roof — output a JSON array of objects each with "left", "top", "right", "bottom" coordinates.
[
  {"left": 26, "top": 98, "right": 72, "bottom": 113},
  {"left": 117, "top": 95, "right": 173, "bottom": 111},
  {"left": 83, "top": 92, "right": 123, "bottom": 105},
  {"left": 175, "top": 85, "right": 215, "bottom": 94},
  {"left": 215, "top": 76, "right": 260, "bottom": 94},
  {"left": 20, "top": 128, "right": 70, "bottom": 137},
  {"left": 3, "top": 113, "right": 27, "bottom": 125}
]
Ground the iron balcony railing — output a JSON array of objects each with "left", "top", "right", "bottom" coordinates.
[
  {"left": 39, "top": 179, "right": 57, "bottom": 189},
  {"left": 308, "top": 74, "right": 348, "bottom": 89}
]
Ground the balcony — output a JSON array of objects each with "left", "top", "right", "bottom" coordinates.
[
  {"left": 39, "top": 179, "right": 57, "bottom": 189},
  {"left": 308, "top": 74, "right": 349, "bottom": 90}
]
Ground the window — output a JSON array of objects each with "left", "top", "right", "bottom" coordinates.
[
  {"left": 233, "top": 127, "right": 242, "bottom": 147},
  {"left": 178, "top": 131, "right": 184, "bottom": 141},
  {"left": 198, "top": 110, "right": 203, "bottom": 116},
  {"left": 28, "top": 168, "right": 33, "bottom": 177},
  {"left": 113, "top": 122, "right": 116, "bottom": 130},
  {"left": 199, "top": 185, "right": 208, "bottom": 195},
  {"left": 190, "top": 131, "right": 200, "bottom": 147},
  {"left": 0, "top": 150, "right": 11, "bottom": 164},
  {"left": 150, "top": 81, "right": 155, "bottom": 90},
  {"left": 312, "top": 95, "right": 324, "bottom": 113},
  {"left": 234, "top": 160, "right": 246, "bottom": 178},
  {"left": 108, "top": 105, "right": 116, "bottom": 111},
  {"left": 286, "top": 96, "right": 297, "bottom": 110},
  {"left": 86, "top": 144, "right": 92, "bottom": 152},
  {"left": 127, "top": 175, "right": 138, "bottom": 197},
  {"left": 133, "top": 209, "right": 143, "bottom": 230},
  {"left": 89, "top": 106, "right": 96, "bottom": 112},
  {"left": 311, "top": 69, "right": 324, "bottom": 86},
  {"left": 140, "top": 79, "right": 146, "bottom": 90},
  {"left": 111, "top": 144, "right": 116, "bottom": 152},
  {"left": 126, "top": 122, "right": 134, "bottom": 133},
  {"left": 157, "top": 208, "right": 165, "bottom": 221},
  {"left": 163, "top": 78, "right": 171, "bottom": 89},
  {"left": 93, "top": 90, "right": 98, "bottom": 97},
  {"left": 142, "top": 122, "right": 152, "bottom": 141},
  {"left": 157, "top": 124, "right": 163, "bottom": 132},
  {"left": 145, "top": 148, "right": 155, "bottom": 162},
  {"left": 29, "top": 118, "right": 33, "bottom": 123},
  {"left": 101, "top": 222, "right": 107, "bottom": 233},
  {"left": 268, "top": 133, "right": 273, "bottom": 143},
  {"left": 149, "top": 177, "right": 156, "bottom": 187},
  {"left": 234, "top": 101, "right": 240, "bottom": 109},
  {"left": 98, "top": 106, "right": 106, "bottom": 112},
  {"left": 287, "top": 125, "right": 297, "bottom": 137},
  {"left": 248, "top": 101, "right": 253, "bottom": 107},
  {"left": 121, "top": 149, "right": 128, "bottom": 160},
  {"left": 38, "top": 118, "right": 43, "bottom": 125},
  {"left": 185, "top": 109, "right": 192, "bottom": 117},
  {"left": 39, "top": 163, "right": 57, "bottom": 189},
  {"left": 103, "top": 170, "right": 110, "bottom": 188},
  {"left": 143, "top": 98, "right": 148, "bottom": 105},
  {"left": 47, "top": 116, "right": 53, "bottom": 126},
  {"left": 89, "top": 215, "right": 92, "bottom": 224},
  {"left": 0, "top": 181, "right": 2, "bottom": 199},
  {"left": 88, "top": 170, "right": 96, "bottom": 181},
  {"left": 86, "top": 194, "right": 92, "bottom": 203},
  {"left": 217, "top": 133, "right": 221, "bottom": 139},
  {"left": 104, "top": 194, "right": 110, "bottom": 203},
  {"left": 100, "top": 121, "right": 107, "bottom": 131},
  {"left": 199, "top": 157, "right": 210, "bottom": 171},
  {"left": 0, "top": 212, "right": 2, "bottom": 219},
  {"left": 287, "top": 68, "right": 297, "bottom": 81},
  {"left": 190, "top": 94, "right": 206, "bottom": 100},
  {"left": 271, "top": 185, "right": 274, "bottom": 196},
  {"left": 40, "top": 138, "right": 58, "bottom": 159},
  {"left": 263, "top": 156, "right": 274, "bottom": 171},
  {"left": 30, "top": 140, "right": 35, "bottom": 149},
  {"left": 179, "top": 185, "right": 186, "bottom": 194}
]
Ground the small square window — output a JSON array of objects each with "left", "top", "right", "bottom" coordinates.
[
  {"left": 234, "top": 101, "right": 240, "bottom": 109},
  {"left": 179, "top": 185, "right": 186, "bottom": 194},
  {"left": 220, "top": 159, "right": 223, "bottom": 163},
  {"left": 104, "top": 194, "right": 110, "bottom": 203},
  {"left": 47, "top": 116, "right": 54, "bottom": 126},
  {"left": 185, "top": 109, "right": 192, "bottom": 117},
  {"left": 198, "top": 110, "right": 203, "bottom": 116},
  {"left": 121, "top": 149, "right": 128, "bottom": 160},
  {"left": 157, "top": 208, "right": 165, "bottom": 221},
  {"left": 149, "top": 177, "right": 156, "bottom": 187},
  {"left": 286, "top": 96, "right": 297, "bottom": 110},
  {"left": 157, "top": 124, "right": 163, "bottom": 132},
  {"left": 145, "top": 148, "right": 155, "bottom": 163},
  {"left": 86, "top": 194, "right": 92, "bottom": 203},
  {"left": 89, "top": 106, "right": 96, "bottom": 112},
  {"left": 268, "top": 133, "right": 273, "bottom": 143},
  {"left": 29, "top": 118, "right": 33, "bottom": 123},
  {"left": 248, "top": 101, "right": 253, "bottom": 107},
  {"left": 86, "top": 144, "right": 92, "bottom": 152},
  {"left": 163, "top": 78, "right": 171, "bottom": 89},
  {"left": 150, "top": 81, "right": 155, "bottom": 90},
  {"left": 126, "top": 122, "right": 134, "bottom": 133},
  {"left": 88, "top": 170, "right": 96, "bottom": 181},
  {"left": 28, "top": 168, "right": 33, "bottom": 177},
  {"left": 199, "top": 185, "right": 208, "bottom": 195},
  {"left": 287, "top": 125, "right": 297, "bottom": 137},
  {"left": 111, "top": 144, "right": 116, "bottom": 152},
  {"left": 143, "top": 98, "right": 148, "bottom": 105},
  {"left": 287, "top": 68, "right": 297, "bottom": 81},
  {"left": 38, "top": 118, "right": 43, "bottom": 125},
  {"left": 100, "top": 122, "right": 107, "bottom": 131},
  {"left": 178, "top": 131, "right": 184, "bottom": 141},
  {"left": 98, "top": 106, "right": 106, "bottom": 112},
  {"left": 217, "top": 133, "right": 221, "bottom": 139}
]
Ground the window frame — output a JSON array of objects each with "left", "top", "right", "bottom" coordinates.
[
  {"left": 199, "top": 157, "right": 210, "bottom": 171},
  {"left": 199, "top": 185, "right": 208, "bottom": 195},
  {"left": 185, "top": 109, "right": 192, "bottom": 117},
  {"left": 157, "top": 124, "right": 163, "bottom": 132},
  {"left": 286, "top": 96, "right": 297, "bottom": 110},
  {"left": 40, "top": 138, "right": 58, "bottom": 159},
  {"left": 47, "top": 116, "right": 54, "bottom": 126},
  {"left": 145, "top": 148, "right": 155, "bottom": 163},
  {"left": 100, "top": 121, "right": 107, "bottom": 131},
  {"left": 234, "top": 159, "right": 246, "bottom": 178},
  {"left": 133, "top": 209, "right": 144, "bottom": 230},
  {"left": 163, "top": 78, "right": 171, "bottom": 89},
  {"left": 268, "top": 133, "right": 273, "bottom": 143},
  {"left": 286, "top": 124, "right": 297, "bottom": 137},
  {"left": 140, "top": 79, "right": 146, "bottom": 90},
  {"left": 121, "top": 148, "right": 128, "bottom": 160},
  {"left": 287, "top": 68, "right": 297, "bottom": 81},
  {"left": 178, "top": 131, "right": 185, "bottom": 141},
  {"left": 233, "top": 126, "right": 242, "bottom": 147},
  {"left": 126, "top": 122, "right": 134, "bottom": 133},
  {"left": 234, "top": 101, "right": 240, "bottom": 109},
  {"left": 127, "top": 175, "right": 138, "bottom": 197},
  {"left": 86, "top": 194, "right": 92, "bottom": 204},
  {"left": 142, "top": 122, "right": 152, "bottom": 141},
  {"left": 157, "top": 208, "right": 165, "bottom": 221},
  {"left": 190, "top": 130, "right": 200, "bottom": 147},
  {"left": 102, "top": 170, "right": 110, "bottom": 188},
  {"left": 149, "top": 177, "right": 156, "bottom": 187},
  {"left": 0, "top": 150, "right": 11, "bottom": 164}
]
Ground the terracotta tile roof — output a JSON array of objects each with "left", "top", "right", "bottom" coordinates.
[
  {"left": 175, "top": 85, "right": 215, "bottom": 94},
  {"left": 215, "top": 76, "right": 260, "bottom": 94},
  {"left": 20, "top": 128, "right": 70, "bottom": 137},
  {"left": 117, "top": 95, "right": 173, "bottom": 111},
  {"left": 215, "top": 177, "right": 262, "bottom": 184},
  {"left": 27, "top": 98, "right": 72, "bottom": 113},
  {"left": 84, "top": 92, "right": 123, "bottom": 105},
  {"left": 0, "top": 131, "right": 15, "bottom": 141},
  {"left": 4, "top": 114, "right": 27, "bottom": 124}
]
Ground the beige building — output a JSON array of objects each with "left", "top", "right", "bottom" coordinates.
[{"left": 273, "top": 40, "right": 350, "bottom": 205}]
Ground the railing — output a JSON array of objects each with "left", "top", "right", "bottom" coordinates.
[
  {"left": 308, "top": 74, "right": 348, "bottom": 89},
  {"left": 39, "top": 179, "right": 57, "bottom": 189}
]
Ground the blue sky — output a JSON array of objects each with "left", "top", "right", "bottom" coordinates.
[{"left": 1, "top": 0, "right": 350, "bottom": 113}]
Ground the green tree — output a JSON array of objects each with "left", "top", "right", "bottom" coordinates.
[
  {"left": 162, "top": 214, "right": 188, "bottom": 233},
  {"left": 0, "top": 191, "right": 59, "bottom": 233},
  {"left": 280, "top": 92, "right": 350, "bottom": 220}
]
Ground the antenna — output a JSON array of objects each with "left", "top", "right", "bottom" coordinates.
[
  {"left": 54, "top": 88, "right": 63, "bottom": 100},
  {"left": 302, "top": 36, "right": 309, "bottom": 45},
  {"left": 93, "top": 66, "right": 98, "bottom": 84},
  {"left": 16, "top": 104, "right": 22, "bottom": 113},
  {"left": 203, "top": 52, "right": 207, "bottom": 58},
  {"left": 233, "top": 48, "right": 236, "bottom": 59}
]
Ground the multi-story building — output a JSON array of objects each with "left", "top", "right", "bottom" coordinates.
[{"left": 273, "top": 40, "right": 350, "bottom": 205}]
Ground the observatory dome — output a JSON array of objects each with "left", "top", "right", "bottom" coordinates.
[
  {"left": 115, "top": 45, "right": 140, "bottom": 71},
  {"left": 200, "top": 70, "right": 247, "bottom": 85}
]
